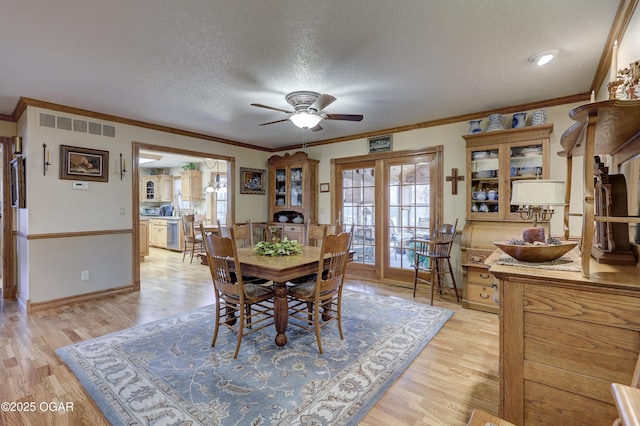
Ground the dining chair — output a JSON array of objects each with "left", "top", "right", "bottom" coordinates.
[
  {"left": 412, "top": 219, "right": 460, "bottom": 305},
  {"left": 182, "top": 214, "right": 204, "bottom": 263},
  {"left": 202, "top": 228, "right": 275, "bottom": 359},
  {"left": 287, "top": 229, "right": 352, "bottom": 354},
  {"left": 231, "top": 221, "right": 255, "bottom": 248},
  {"left": 306, "top": 223, "right": 337, "bottom": 246}
]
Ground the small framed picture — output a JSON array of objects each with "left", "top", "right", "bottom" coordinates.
[
  {"left": 60, "top": 145, "right": 109, "bottom": 182},
  {"left": 368, "top": 135, "right": 393, "bottom": 153},
  {"left": 319, "top": 182, "right": 330, "bottom": 193},
  {"left": 240, "top": 167, "right": 266, "bottom": 195}
]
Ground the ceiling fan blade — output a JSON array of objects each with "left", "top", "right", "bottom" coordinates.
[
  {"left": 259, "top": 118, "right": 290, "bottom": 126},
  {"left": 308, "top": 94, "right": 336, "bottom": 112},
  {"left": 251, "top": 103, "right": 293, "bottom": 114},
  {"left": 310, "top": 124, "right": 323, "bottom": 132},
  {"left": 324, "top": 114, "right": 364, "bottom": 122}
]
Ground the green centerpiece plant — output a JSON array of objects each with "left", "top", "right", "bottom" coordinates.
[{"left": 254, "top": 238, "right": 302, "bottom": 256}]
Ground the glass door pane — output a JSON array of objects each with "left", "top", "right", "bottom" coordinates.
[
  {"left": 290, "top": 167, "right": 302, "bottom": 207},
  {"left": 342, "top": 167, "right": 375, "bottom": 265},
  {"left": 389, "top": 161, "right": 433, "bottom": 270}
]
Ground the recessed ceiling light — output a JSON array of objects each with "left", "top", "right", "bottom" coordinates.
[{"left": 528, "top": 50, "right": 558, "bottom": 66}]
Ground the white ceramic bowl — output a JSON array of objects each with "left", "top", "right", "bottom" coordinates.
[{"left": 278, "top": 216, "right": 288, "bottom": 223}]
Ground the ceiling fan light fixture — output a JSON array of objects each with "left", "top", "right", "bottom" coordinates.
[
  {"left": 528, "top": 50, "right": 558, "bottom": 66},
  {"left": 289, "top": 112, "right": 322, "bottom": 129}
]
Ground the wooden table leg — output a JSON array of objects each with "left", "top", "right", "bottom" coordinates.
[{"left": 273, "top": 283, "right": 288, "bottom": 346}]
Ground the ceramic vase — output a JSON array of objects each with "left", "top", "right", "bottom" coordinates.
[
  {"left": 486, "top": 113, "right": 508, "bottom": 131},
  {"left": 468, "top": 119, "right": 483, "bottom": 134},
  {"left": 512, "top": 112, "right": 527, "bottom": 128}
]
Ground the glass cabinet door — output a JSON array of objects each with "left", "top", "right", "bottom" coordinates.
[
  {"left": 508, "top": 143, "right": 543, "bottom": 215},
  {"left": 290, "top": 166, "right": 303, "bottom": 207},
  {"left": 275, "top": 168, "right": 286, "bottom": 207},
  {"left": 469, "top": 147, "right": 500, "bottom": 217}
]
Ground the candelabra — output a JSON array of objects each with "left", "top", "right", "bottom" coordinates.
[
  {"left": 120, "top": 153, "right": 127, "bottom": 180},
  {"left": 510, "top": 180, "right": 565, "bottom": 241},
  {"left": 42, "top": 143, "right": 51, "bottom": 176}
]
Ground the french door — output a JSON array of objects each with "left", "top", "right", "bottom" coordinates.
[{"left": 333, "top": 147, "right": 442, "bottom": 282}]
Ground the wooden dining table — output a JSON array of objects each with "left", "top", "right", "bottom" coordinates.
[{"left": 233, "top": 246, "right": 350, "bottom": 347}]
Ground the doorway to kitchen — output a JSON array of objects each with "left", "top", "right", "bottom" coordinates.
[
  {"left": 332, "top": 146, "right": 443, "bottom": 282},
  {"left": 132, "top": 142, "right": 235, "bottom": 291}
]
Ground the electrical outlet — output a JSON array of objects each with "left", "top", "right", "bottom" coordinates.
[{"left": 81, "top": 271, "right": 89, "bottom": 281}]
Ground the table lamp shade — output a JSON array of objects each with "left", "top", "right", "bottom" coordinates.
[{"left": 511, "top": 180, "right": 565, "bottom": 206}]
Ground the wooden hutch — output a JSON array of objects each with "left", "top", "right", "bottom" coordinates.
[
  {"left": 461, "top": 124, "right": 553, "bottom": 313},
  {"left": 491, "top": 100, "right": 640, "bottom": 425},
  {"left": 267, "top": 151, "right": 319, "bottom": 242}
]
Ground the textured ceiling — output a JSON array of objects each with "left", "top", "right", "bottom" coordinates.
[{"left": 0, "top": 0, "right": 621, "bottom": 150}]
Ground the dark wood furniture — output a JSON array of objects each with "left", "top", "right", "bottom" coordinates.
[
  {"left": 461, "top": 124, "right": 553, "bottom": 313},
  {"left": 412, "top": 220, "right": 459, "bottom": 304}
]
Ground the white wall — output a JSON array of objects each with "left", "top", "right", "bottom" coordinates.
[{"left": 17, "top": 105, "right": 270, "bottom": 304}]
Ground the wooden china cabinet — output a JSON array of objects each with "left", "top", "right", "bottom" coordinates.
[
  {"left": 461, "top": 124, "right": 553, "bottom": 313},
  {"left": 267, "top": 151, "right": 318, "bottom": 242}
]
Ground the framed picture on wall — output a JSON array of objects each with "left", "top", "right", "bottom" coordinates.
[
  {"left": 368, "top": 135, "right": 393, "bottom": 153},
  {"left": 59, "top": 145, "right": 109, "bottom": 182},
  {"left": 10, "top": 156, "right": 26, "bottom": 208},
  {"left": 240, "top": 167, "right": 266, "bottom": 195}
]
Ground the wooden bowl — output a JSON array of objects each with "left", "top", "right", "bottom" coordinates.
[{"left": 494, "top": 241, "right": 578, "bottom": 263}]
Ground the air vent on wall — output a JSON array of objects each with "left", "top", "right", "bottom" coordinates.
[{"left": 38, "top": 112, "right": 116, "bottom": 138}]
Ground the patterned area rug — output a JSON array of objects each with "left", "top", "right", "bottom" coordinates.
[{"left": 56, "top": 289, "right": 452, "bottom": 425}]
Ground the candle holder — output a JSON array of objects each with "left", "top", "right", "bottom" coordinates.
[
  {"left": 119, "top": 153, "right": 127, "bottom": 180},
  {"left": 42, "top": 143, "right": 51, "bottom": 176}
]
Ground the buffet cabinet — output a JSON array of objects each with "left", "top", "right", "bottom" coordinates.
[
  {"left": 460, "top": 124, "right": 553, "bottom": 313},
  {"left": 267, "top": 151, "right": 318, "bottom": 225},
  {"left": 489, "top": 251, "right": 640, "bottom": 425}
]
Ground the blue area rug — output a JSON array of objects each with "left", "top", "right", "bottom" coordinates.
[{"left": 56, "top": 290, "right": 452, "bottom": 425}]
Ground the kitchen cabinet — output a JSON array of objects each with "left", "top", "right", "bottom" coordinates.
[
  {"left": 559, "top": 99, "right": 640, "bottom": 276},
  {"left": 180, "top": 170, "right": 202, "bottom": 202},
  {"left": 149, "top": 219, "right": 167, "bottom": 248},
  {"left": 267, "top": 151, "right": 318, "bottom": 224},
  {"left": 460, "top": 125, "right": 553, "bottom": 313},
  {"left": 140, "top": 176, "right": 157, "bottom": 201},
  {"left": 158, "top": 175, "right": 173, "bottom": 202},
  {"left": 140, "top": 175, "right": 173, "bottom": 202},
  {"left": 488, "top": 249, "right": 640, "bottom": 425},
  {"left": 140, "top": 220, "right": 149, "bottom": 260}
]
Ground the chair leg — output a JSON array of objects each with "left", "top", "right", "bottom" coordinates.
[
  {"left": 447, "top": 258, "right": 460, "bottom": 303},
  {"left": 182, "top": 243, "right": 188, "bottom": 262},
  {"left": 413, "top": 268, "right": 419, "bottom": 297},
  {"left": 211, "top": 299, "right": 222, "bottom": 347},
  {"left": 233, "top": 304, "right": 245, "bottom": 359},
  {"left": 314, "top": 301, "right": 323, "bottom": 354},
  {"left": 430, "top": 269, "right": 435, "bottom": 306}
]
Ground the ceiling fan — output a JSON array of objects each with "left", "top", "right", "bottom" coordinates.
[{"left": 251, "top": 91, "right": 363, "bottom": 131}]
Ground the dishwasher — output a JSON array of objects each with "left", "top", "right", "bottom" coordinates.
[{"left": 166, "top": 220, "right": 180, "bottom": 251}]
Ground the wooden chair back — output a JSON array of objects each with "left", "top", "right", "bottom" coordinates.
[
  {"left": 306, "top": 224, "right": 337, "bottom": 246},
  {"left": 314, "top": 231, "right": 351, "bottom": 298},
  {"left": 230, "top": 220, "right": 254, "bottom": 248},
  {"left": 182, "top": 214, "right": 197, "bottom": 243},
  {"left": 202, "top": 231, "right": 244, "bottom": 299}
]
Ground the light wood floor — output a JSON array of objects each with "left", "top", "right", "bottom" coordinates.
[{"left": 0, "top": 248, "right": 499, "bottom": 425}]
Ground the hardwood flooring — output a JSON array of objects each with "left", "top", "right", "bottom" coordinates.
[{"left": 0, "top": 248, "right": 499, "bottom": 425}]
